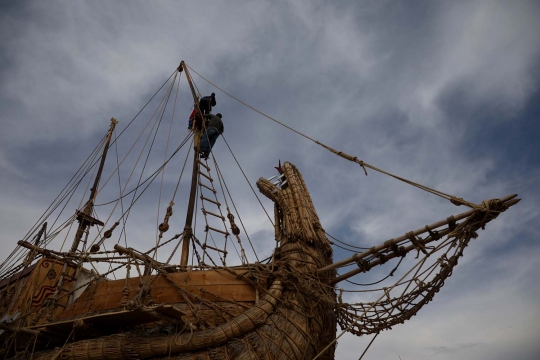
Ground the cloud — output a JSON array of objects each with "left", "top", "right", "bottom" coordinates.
[
  {"left": 1, "top": 1, "right": 540, "bottom": 359},
  {"left": 426, "top": 343, "right": 481, "bottom": 354}
]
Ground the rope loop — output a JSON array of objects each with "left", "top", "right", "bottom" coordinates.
[{"left": 358, "top": 162, "right": 368, "bottom": 176}]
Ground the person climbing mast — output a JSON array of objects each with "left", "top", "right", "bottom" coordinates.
[
  {"left": 188, "top": 106, "right": 196, "bottom": 131},
  {"left": 199, "top": 92, "right": 216, "bottom": 115},
  {"left": 200, "top": 113, "right": 224, "bottom": 159},
  {"left": 188, "top": 93, "right": 216, "bottom": 130}
]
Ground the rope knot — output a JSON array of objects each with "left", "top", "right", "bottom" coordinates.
[
  {"left": 447, "top": 216, "right": 456, "bottom": 231},
  {"left": 390, "top": 241, "right": 407, "bottom": 257},
  {"left": 425, "top": 226, "right": 440, "bottom": 240},
  {"left": 355, "top": 258, "right": 369, "bottom": 272},
  {"left": 374, "top": 252, "right": 387, "bottom": 264},
  {"left": 450, "top": 196, "right": 466, "bottom": 206},
  {"left": 407, "top": 232, "right": 428, "bottom": 256},
  {"left": 471, "top": 199, "right": 503, "bottom": 230}
]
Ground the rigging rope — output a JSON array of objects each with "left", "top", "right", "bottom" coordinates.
[
  {"left": 97, "top": 132, "right": 193, "bottom": 245},
  {"left": 325, "top": 231, "right": 370, "bottom": 250},
  {"left": 0, "top": 71, "right": 182, "bottom": 276},
  {"left": 111, "top": 70, "right": 177, "bottom": 145},
  {"left": 86, "top": 74, "right": 183, "bottom": 251},
  {"left": 112, "top": 72, "right": 175, "bottom": 245},
  {"left": 358, "top": 332, "right": 379, "bottom": 360},
  {"left": 186, "top": 64, "right": 478, "bottom": 209},
  {"left": 19, "top": 134, "right": 107, "bottom": 244},
  {"left": 95, "top": 73, "right": 178, "bottom": 199},
  {"left": 155, "top": 70, "right": 183, "bottom": 260},
  {"left": 221, "top": 134, "right": 274, "bottom": 226},
  {"left": 0, "top": 136, "right": 107, "bottom": 276},
  {"left": 313, "top": 253, "right": 430, "bottom": 359},
  {"left": 210, "top": 155, "right": 245, "bottom": 263},
  {"left": 114, "top": 129, "right": 129, "bottom": 248},
  {"left": 344, "top": 256, "right": 404, "bottom": 286},
  {"left": 214, "top": 160, "right": 260, "bottom": 262},
  {"left": 59, "top": 140, "right": 104, "bottom": 253}
]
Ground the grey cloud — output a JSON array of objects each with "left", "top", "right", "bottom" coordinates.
[
  {"left": 426, "top": 342, "right": 481, "bottom": 354},
  {"left": 1, "top": 1, "right": 540, "bottom": 359}
]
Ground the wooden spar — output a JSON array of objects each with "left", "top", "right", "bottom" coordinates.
[
  {"left": 0, "top": 322, "right": 40, "bottom": 336},
  {"left": 22, "top": 223, "right": 47, "bottom": 266},
  {"left": 319, "top": 194, "right": 519, "bottom": 273},
  {"left": 18, "top": 240, "right": 68, "bottom": 263},
  {"left": 70, "top": 118, "right": 118, "bottom": 254},
  {"left": 327, "top": 196, "right": 520, "bottom": 284},
  {"left": 179, "top": 62, "right": 203, "bottom": 268},
  {"left": 330, "top": 226, "right": 456, "bottom": 285},
  {"left": 114, "top": 244, "right": 164, "bottom": 272}
]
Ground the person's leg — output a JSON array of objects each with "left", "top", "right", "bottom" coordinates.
[
  {"left": 209, "top": 130, "right": 219, "bottom": 150},
  {"left": 201, "top": 127, "right": 219, "bottom": 157},
  {"left": 200, "top": 129, "right": 211, "bottom": 155}
]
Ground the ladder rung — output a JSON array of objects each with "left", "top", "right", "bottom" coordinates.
[
  {"left": 198, "top": 181, "right": 216, "bottom": 193},
  {"left": 197, "top": 160, "right": 210, "bottom": 171},
  {"left": 201, "top": 196, "right": 220, "bottom": 206},
  {"left": 199, "top": 171, "right": 213, "bottom": 182},
  {"left": 202, "top": 244, "right": 228, "bottom": 254},
  {"left": 202, "top": 209, "right": 225, "bottom": 220},
  {"left": 205, "top": 225, "right": 229, "bottom": 236}
]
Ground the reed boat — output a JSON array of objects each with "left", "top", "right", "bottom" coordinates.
[{"left": 0, "top": 61, "right": 520, "bottom": 359}]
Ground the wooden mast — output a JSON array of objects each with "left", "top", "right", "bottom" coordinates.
[
  {"left": 69, "top": 118, "right": 118, "bottom": 253},
  {"left": 178, "top": 61, "right": 204, "bottom": 268}
]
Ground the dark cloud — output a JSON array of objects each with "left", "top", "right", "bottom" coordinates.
[{"left": 1, "top": 1, "right": 540, "bottom": 359}]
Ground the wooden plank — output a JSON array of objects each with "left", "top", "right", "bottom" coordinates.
[
  {"left": 8, "top": 259, "right": 78, "bottom": 322},
  {"left": 58, "top": 270, "right": 256, "bottom": 320}
]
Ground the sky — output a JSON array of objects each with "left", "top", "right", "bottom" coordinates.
[{"left": 1, "top": 1, "right": 539, "bottom": 359}]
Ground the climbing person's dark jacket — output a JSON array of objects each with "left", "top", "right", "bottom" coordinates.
[
  {"left": 201, "top": 94, "right": 217, "bottom": 107},
  {"left": 206, "top": 114, "right": 224, "bottom": 134}
]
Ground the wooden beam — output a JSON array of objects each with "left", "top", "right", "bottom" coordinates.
[{"left": 318, "top": 194, "right": 519, "bottom": 273}]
